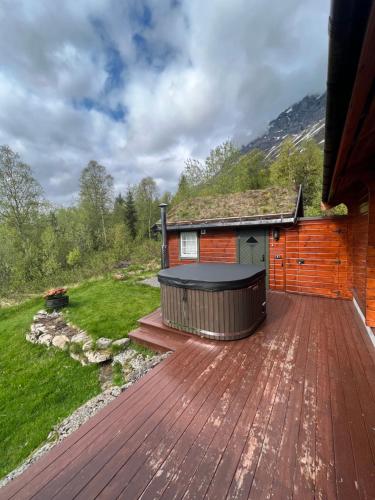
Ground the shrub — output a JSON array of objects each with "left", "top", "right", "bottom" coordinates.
[{"left": 67, "top": 248, "right": 81, "bottom": 267}]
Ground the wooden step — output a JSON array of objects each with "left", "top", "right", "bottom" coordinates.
[
  {"left": 129, "top": 326, "right": 189, "bottom": 353},
  {"left": 138, "top": 308, "right": 188, "bottom": 336}
]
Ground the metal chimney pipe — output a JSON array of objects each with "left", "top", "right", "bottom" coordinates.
[{"left": 159, "top": 203, "right": 169, "bottom": 269}]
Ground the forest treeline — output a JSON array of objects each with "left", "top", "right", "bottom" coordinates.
[{"left": 0, "top": 138, "right": 344, "bottom": 299}]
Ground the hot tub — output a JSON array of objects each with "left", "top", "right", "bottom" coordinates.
[{"left": 158, "top": 263, "right": 266, "bottom": 340}]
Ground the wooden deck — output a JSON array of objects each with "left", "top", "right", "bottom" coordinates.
[{"left": 1, "top": 292, "right": 375, "bottom": 499}]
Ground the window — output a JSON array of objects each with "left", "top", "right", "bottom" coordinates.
[{"left": 180, "top": 231, "right": 198, "bottom": 259}]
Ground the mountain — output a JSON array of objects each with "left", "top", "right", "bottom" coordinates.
[{"left": 242, "top": 93, "right": 326, "bottom": 158}]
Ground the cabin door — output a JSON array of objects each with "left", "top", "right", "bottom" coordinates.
[{"left": 237, "top": 228, "right": 268, "bottom": 283}]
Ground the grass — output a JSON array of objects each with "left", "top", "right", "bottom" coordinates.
[
  {"left": 63, "top": 278, "right": 160, "bottom": 341},
  {"left": 0, "top": 276, "right": 160, "bottom": 480},
  {"left": 0, "top": 299, "right": 100, "bottom": 479},
  {"left": 112, "top": 362, "right": 124, "bottom": 386}
]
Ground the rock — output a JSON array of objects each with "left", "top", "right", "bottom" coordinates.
[
  {"left": 31, "top": 323, "right": 48, "bottom": 335},
  {"left": 112, "top": 338, "right": 130, "bottom": 348},
  {"left": 38, "top": 334, "right": 53, "bottom": 346},
  {"left": 110, "top": 386, "right": 121, "bottom": 397},
  {"left": 96, "top": 337, "right": 112, "bottom": 349},
  {"left": 33, "top": 310, "right": 48, "bottom": 320},
  {"left": 26, "top": 333, "right": 38, "bottom": 344},
  {"left": 112, "top": 349, "right": 137, "bottom": 365},
  {"left": 82, "top": 340, "right": 94, "bottom": 352},
  {"left": 52, "top": 335, "right": 70, "bottom": 349},
  {"left": 86, "top": 350, "right": 112, "bottom": 364},
  {"left": 139, "top": 276, "right": 160, "bottom": 288},
  {"left": 71, "top": 332, "right": 90, "bottom": 344},
  {"left": 112, "top": 273, "right": 126, "bottom": 281}
]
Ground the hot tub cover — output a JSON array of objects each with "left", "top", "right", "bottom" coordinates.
[{"left": 158, "top": 263, "right": 265, "bottom": 291}]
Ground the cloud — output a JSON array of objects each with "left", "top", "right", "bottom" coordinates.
[{"left": 0, "top": 0, "right": 329, "bottom": 204}]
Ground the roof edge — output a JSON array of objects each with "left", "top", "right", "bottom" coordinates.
[
  {"left": 155, "top": 216, "right": 295, "bottom": 232},
  {"left": 323, "top": 0, "right": 373, "bottom": 203}
]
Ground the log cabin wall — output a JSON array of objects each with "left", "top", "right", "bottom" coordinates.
[
  {"left": 169, "top": 220, "right": 352, "bottom": 300},
  {"left": 269, "top": 218, "right": 352, "bottom": 299},
  {"left": 168, "top": 229, "right": 237, "bottom": 267},
  {"left": 365, "top": 182, "right": 375, "bottom": 326},
  {"left": 346, "top": 185, "right": 369, "bottom": 316},
  {"left": 268, "top": 227, "right": 286, "bottom": 291}
]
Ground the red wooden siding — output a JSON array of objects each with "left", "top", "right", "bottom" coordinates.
[
  {"left": 168, "top": 229, "right": 237, "bottom": 267},
  {"left": 366, "top": 182, "right": 375, "bottom": 326},
  {"left": 269, "top": 218, "right": 352, "bottom": 300},
  {"left": 268, "top": 228, "right": 286, "bottom": 291},
  {"left": 347, "top": 186, "right": 369, "bottom": 314},
  {"left": 168, "top": 212, "right": 375, "bottom": 327}
]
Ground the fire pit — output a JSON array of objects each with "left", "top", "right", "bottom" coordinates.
[{"left": 158, "top": 263, "right": 266, "bottom": 340}]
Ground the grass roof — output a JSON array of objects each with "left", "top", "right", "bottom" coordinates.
[{"left": 167, "top": 187, "right": 297, "bottom": 224}]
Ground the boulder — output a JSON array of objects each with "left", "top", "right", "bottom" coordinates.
[
  {"left": 112, "top": 349, "right": 136, "bottom": 366},
  {"left": 71, "top": 332, "right": 91, "bottom": 344},
  {"left": 96, "top": 337, "right": 112, "bottom": 349},
  {"left": 31, "top": 323, "right": 48, "bottom": 335},
  {"left": 86, "top": 350, "right": 112, "bottom": 364},
  {"left": 112, "top": 338, "right": 130, "bottom": 348},
  {"left": 82, "top": 340, "right": 94, "bottom": 352},
  {"left": 52, "top": 335, "right": 70, "bottom": 349},
  {"left": 38, "top": 333, "right": 53, "bottom": 346},
  {"left": 112, "top": 273, "right": 126, "bottom": 281}
]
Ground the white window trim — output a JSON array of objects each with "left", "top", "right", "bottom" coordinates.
[{"left": 180, "top": 231, "right": 198, "bottom": 259}]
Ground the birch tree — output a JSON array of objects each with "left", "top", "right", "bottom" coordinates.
[{"left": 79, "top": 161, "right": 114, "bottom": 249}]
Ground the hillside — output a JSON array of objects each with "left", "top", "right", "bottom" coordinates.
[{"left": 242, "top": 93, "right": 326, "bottom": 158}]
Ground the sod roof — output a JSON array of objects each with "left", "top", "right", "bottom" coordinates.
[{"left": 166, "top": 187, "right": 298, "bottom": 225}]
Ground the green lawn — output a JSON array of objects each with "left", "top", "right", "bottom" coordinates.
[
  {"left": 63, "top": 279, "right": 161, "bottom": 340},
  {"left": 0, "top": 278, "right": 160, "bottom": 479}
]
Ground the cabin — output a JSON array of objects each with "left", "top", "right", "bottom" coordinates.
[
  {"left": 157, "top": 187, "right": 355, "bottom": 301},
  {"left": 3, "top": 0, "right": 375, "bottom": 498},
  {"left": 156, "top": 186, "right": 303, "bottom": 282}
]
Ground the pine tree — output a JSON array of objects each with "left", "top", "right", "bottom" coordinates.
[
  {"left": 124, "top": 188, "right": 137, "bottom": 239},
  {"left": 113, "top": 193, "right": 125, "bottom": 224}
]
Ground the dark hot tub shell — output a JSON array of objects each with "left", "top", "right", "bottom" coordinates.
[{"left": 158, "top": 263, "right": 266, "bottom": 340}]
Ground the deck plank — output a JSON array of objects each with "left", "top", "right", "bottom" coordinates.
[
  {"left": 208, "top": 294, "right": 305, "bottom": 500},
  {"left": 1, "top": 292, "right": 375, "bottom": 500},
  {"left": 269, "top": 294, "right": 313, "bottom": 499},
  {"left": 151, "top": 292, "right": 288, "bottom": 500},
  {"left": 18, "top": 341, "right": 215, "bottom": 500},
  {"left": 37, "top": 342, "right": 220, "bottom": 499},
  {"left": 333, "top": 302, "right": 375, "bottom": 498}
]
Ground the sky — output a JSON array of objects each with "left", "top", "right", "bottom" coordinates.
[{"left": 0, "top": 0, "right": 330, "bottom": 205}]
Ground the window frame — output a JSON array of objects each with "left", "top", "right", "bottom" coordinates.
[{"left": 179, "top": 231, "right": 199, "bottom": 260}]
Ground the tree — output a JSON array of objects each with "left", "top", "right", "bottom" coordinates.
[
  {"left": 270, "top": 138, "right": 323, "bottom": 207},
  {"left": 184, "top": 158, "right": 204, "bottom": 188},
  {"left": 135, "top": 177, "right": 159, "bottom": 239},
  {"left": 79, "top": 160, "right": 114, "bottom": 249},
  {"left": 0, "top": 145, "right": 43, "bottom": 236},
  {"left": 204, "top": 141, "right": 240, "bottom": 180},
  {"left": 173, "top": 174, "right": 191, "bottom": 205},
  {"left": 124, "top": 188, "right": 137, "bottom": 239},
  {"left": 113, "top": 193, "right": 125, "bottom": 226}
]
